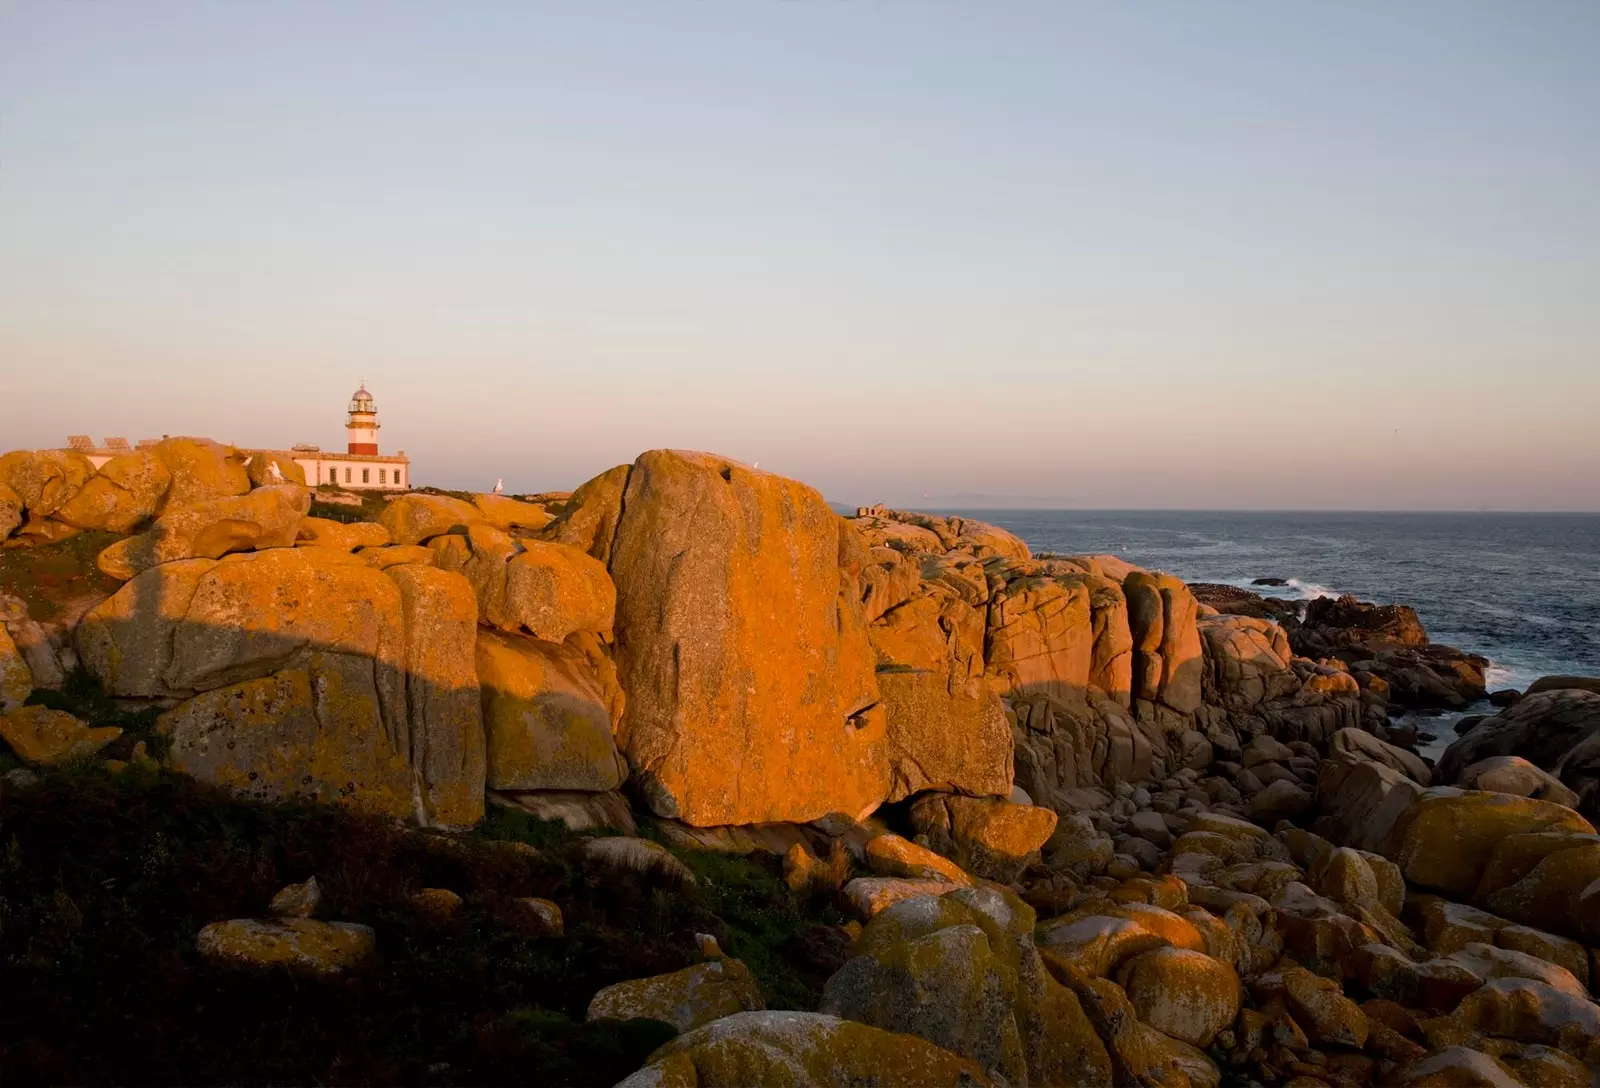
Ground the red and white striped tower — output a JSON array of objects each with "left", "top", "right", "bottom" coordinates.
[{"left": 346, "top": 382, "right": 380, "bottom": 455}]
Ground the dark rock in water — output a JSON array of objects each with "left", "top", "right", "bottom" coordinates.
[
  {"left": 1189, "top": 582, "right": 1301, "bottom": 626},
  {"left": 1489, "top": 689, "right": 1523, "bottom": 707},
  {"left": 1454, "top": 715, "right": 1485, "bottom": 736},
  {"left": 1252, "top": 577, "right": 1290, "bottom": 587},
  {"left": 1526, "top": 675, "right": 1600, "bottom": 697},
  {"left": 1294, "top": 594, "right": 1486, "bottom": 710}
]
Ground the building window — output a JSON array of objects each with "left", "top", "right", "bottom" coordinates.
[
  {"left": 396, "top": 470, "right": 403, "bottom": 487},
  {"left": 362, "top": 469, "right": 370, "bottom": 483},
  {"left": 344, "top": 467, "right": 351, "bottom": 483},
  {"left": 329, "top": 467, "right": 337, "bottom": 483},
  {"left": 379, "top": 469, "right": 386, "bottom": 485}
]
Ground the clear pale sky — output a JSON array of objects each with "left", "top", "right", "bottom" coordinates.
[{"left": 2, "top": 1, "right": 1597, "bottom": 509}]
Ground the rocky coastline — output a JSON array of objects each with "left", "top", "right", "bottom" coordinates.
[{"left": 4, "top": 441, "right": 1600, "bottom": 1086}]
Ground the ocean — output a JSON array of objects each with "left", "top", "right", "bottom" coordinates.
[{"left": 961, "top": 511, "right": 1600, "bottom": 753}]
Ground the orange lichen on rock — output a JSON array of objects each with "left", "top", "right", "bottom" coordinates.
[{"left": 606, "top": 450, "right": 888, "bottom": 826}]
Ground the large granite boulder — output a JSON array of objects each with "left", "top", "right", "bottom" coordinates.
[
  {"left": 78, "top": 549, "right": 484, "bottom": 826},
  {"left": 983, "top": 562, "right": 1093, "bottom": 702},
  {"left": 1381, "top": 789, "right": 1596, "bottom": 897},
  {"left": 471, "top": 493, "right": 551, "bottom": 533},
  {"left": 96, "top": 484, "right": 310, "bottom": 580},
  {"left": 378, "top": 493, "right": 483, "bottom": 546},
  {"left": 53, "top": 450, "right": 172, "bottom": 533},
  {"left": 587, "top": 957, "right": 765, "bottom": 1033},
  {"left": 604, "top": 451, "right": 887, "bottom": 826},
  {"left": 0, "top": 449, "right": 96, "bottom": 519},
  {"left": 613, "top": 1010, "right": 994, "bottom": 1088},
  {"left": 822, "top": 888, "right": 1112, "bottom": 1088},
  {"left": 148, "top": 438, "right": 251, "bottom": 509},
  {"left": 475, "top": 629, "right": 626, "bottom": 792},
  {"left": 909, "top": 793, "right": 1057, "bottom": 883},
  {"left": 1123, "top": 571, "right": 1203, "bottom": 716},
  {"left": 1198, "top": 613, "right": 1298, "bottom": 709}
]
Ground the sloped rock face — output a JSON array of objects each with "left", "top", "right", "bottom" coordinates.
[
  {"left": 96, "top": 484, "right": 310, "bottom": 580},
  {"left": 475, "top": 629, "right": 626, "bottom": 792},
  {"left": 867, "top": 582, "right": 1011, "bottom": 802},
  {"left": 78, "top": 549, "right": 484, "bottom": 826},
  {"left": 0, "top": 624, "right": 30, "bottom": 711},
  {"left": 1381, "top": 789, "right": 1596, "bottom": 897},
  {"left": 1198, "top": 613, "right": 1298, "bottom": 710},
  {"left": 604, "top": 451, "right": 887, "bottom": 826},
  {"left": 378, "top": 493, "right": 484, "bottom": 546}
]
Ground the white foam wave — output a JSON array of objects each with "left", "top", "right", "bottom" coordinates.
[{"left": 1211, "top": 575, "right": 1339, "bottom": 601}]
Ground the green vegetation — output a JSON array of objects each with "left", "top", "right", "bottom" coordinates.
[
  {"left": 0, "top": 530, "right": 122, "bottom": 620},
  {"left": 308, "top": 486, "right": 392, "bottom": 524},
  {"left": 0, "top": 767, "right": 855, "bottom": 1086}
]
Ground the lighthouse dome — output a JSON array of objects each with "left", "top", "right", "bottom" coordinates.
[{"left": 349, "top": 385, "right": 376, "bottom": 412}]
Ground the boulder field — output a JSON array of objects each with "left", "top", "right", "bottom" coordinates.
[{"left": 4, "top": 441, "right": 1600, "bottom": 1086}]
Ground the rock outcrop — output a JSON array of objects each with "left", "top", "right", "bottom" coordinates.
[{"left": 600, "top": 451, "right": 887, "bottom": 826}]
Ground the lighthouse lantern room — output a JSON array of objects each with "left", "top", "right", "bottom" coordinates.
[
  {"left": 346, "top": 383, "right": 381, "bottom": 454},
  {"left": 288, "top": 382, "right": 412, "bottom": 491}
]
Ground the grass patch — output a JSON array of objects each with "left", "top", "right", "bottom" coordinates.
[
  {"left": 0, "top": 770, "right": 854, "bottom": 1086},
  {"left": 0, "top": 530, "right": 122, "bottom": 621}
]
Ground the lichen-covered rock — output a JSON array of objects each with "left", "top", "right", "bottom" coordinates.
[
  {"left": 0, "top": 624, "right": 31, "bottom": 711},
  {"left": 868, "top": 585, "right": 1012, "bottom": 802},
  {"left": 1458, "top": 755, "right": 1580, "bottom": 808},
  {"left": 472, "top": 493, "right": 551, "bottom": 533},
  {"left": 543, "top": 463, "right": 630, "bottom": 563},
  {"left": 1396, "top": 1046, "right": 1524, "bottom": 1087},
  {"left": 1445, "top": 941, "right": 1588, "bottom": 998},
  {"left": 908, "top": 794, "right": 1057, "bottom": 883},
  {"left": 87, "top": 551, "right": 485, "bottom": 826},
  {"left": 0, "top": 483, "right": 21, "bottom": 541},
  {"left": 1037, "top": 904, "right": 1207, "bottom": 977},
  {"left": 196, "top": 918, "right": 375, "bottom": 977},
  {"left": 1482, "top": 840, "right": 1600, "bottom": 940},
  {"left": 606, "top": 451, "right": 887, "bottom": 826},
  {"left": 0, "top": 449, "right": 96, "bottom": 518},
  {"left": 1049, "top": 966, "right": 1219, "bottom": 1088},
  {"left": 827, "top": 887, "right": 1112, "bottom": 1088},
  {"left": 96, "top": 484, "right": 311, "bottom": 580},
  {"left": 1315, "top": 757, "right": 1429, "bottom": 851},
  {"left": 475, "top": 629, "right": 626, "bottom": 792},
  {"left": 295, "top": 517, "right": 391, "bottom": 552},
  {"left": 360, "top": 544, "right": 435, "bottom": 570},
  {"left": 501, "top": 542, "right": 615, "bottom": 643},
  {"left": 0, "top": 705, "right": 120, "bottom": 766},
  {"left": 863, "top": 834, "right": 971, "bottom": 885},
  {"left": 1114, "top": 946, "right": 1240, "bottom": 1046},
  {"left": 1494, "top": 925, "right": 1589, "bottom": 987},
  {"left": 1421, "top": 976, "right": 1600, "bottom": 1051},
  {"left": 512, "top": 897, "right": 564, "bottom": 936},
  {"left": 378, "top": 493, "right": 483, "bottom": 546},
  {"left": 612, "top": 1010, "right": 994, "bottom": 1088},
  {"left": 587, "top": 958, "right": 765, "bottom": 1032},
  {"left": 1253, "top": 964, "right": 1368, "bottom": 1048},
  {"left": 53, "top": 450, "right": 172, "bottom": 533},
  {"left": 823, "top": 923, "right": 1026, "bottom": 1083},
  {"left": 1124, "top": 570, "right": 1203, "bottom": 715},
  {"left": 148, "top": 438, "right": 251, "bottom": 509},
  {"left": 1383, "top": 789, "right": 1596, "bottom": 896},
  {"left": 842, "top": 878, "right": 955, "bottom": 920}
]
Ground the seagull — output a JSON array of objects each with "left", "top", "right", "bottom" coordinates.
[
  {"left": 266, "top": 461, "right": 285, "bottom": 483},
  {"left": 493, "top": 478, "right": 504, "bottom": 494}
]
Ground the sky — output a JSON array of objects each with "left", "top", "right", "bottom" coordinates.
[{"left": 2, "top": 1, "right": 1598, "bottom": 510}]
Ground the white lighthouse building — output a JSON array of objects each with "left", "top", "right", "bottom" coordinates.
[{"left": 291, "top": 384, "right": 411, "bottom": 491}]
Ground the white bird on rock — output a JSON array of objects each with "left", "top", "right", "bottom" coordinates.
[{"left": 493, "top": 478, "right": 504, "bottom": 494}]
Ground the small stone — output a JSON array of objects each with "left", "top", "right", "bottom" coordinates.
[
  {"left": 268, "top": 876, "right": 322, "bottom": 918},
  {"left": 410, "top": 887, "right": 463, "bottom": 920},
  {"left": 512, "top": 897, "right": 564, "bottom": 936},
  {"left": 696, "top": 932, "right": 723, "bottom": 959}
]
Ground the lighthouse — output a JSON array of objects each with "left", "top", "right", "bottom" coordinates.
[
  {"left": 346, "top": 383, "right": 380, "bottom": 454},
  {"left": 287, "top": 383, "right": 412, "bottom": 491}
]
